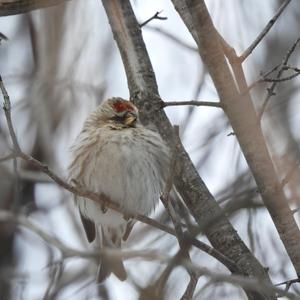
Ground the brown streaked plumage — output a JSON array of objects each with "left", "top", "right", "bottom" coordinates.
[{"left": 68, "top": 97, "right": 170, "bottom": 282}]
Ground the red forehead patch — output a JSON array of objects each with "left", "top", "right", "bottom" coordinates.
[{"left": 113, "top": 101, "right": 134, "bottom": 113}]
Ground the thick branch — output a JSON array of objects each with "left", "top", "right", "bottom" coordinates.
[
  {"left": 101, "top": 2, "right": 275, "bottom": 299},
  {"left": 0, "top": 0, "right": 69, "bottom": 16},
  {"left": 173, "top": 0, "right": 300, "bottom": 286}
]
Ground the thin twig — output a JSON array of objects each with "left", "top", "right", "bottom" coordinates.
[
  {"left": 0, "top": 210, "right": 97, "bottom": 259},
  {"left": 275, "top": 278, "right": 300, "bottom": 292},
  {"left": 183, "top": 263, "right": 299, "bottom": 300},
  {"left": 286, "top": 65, "right": 300, "bottom": 73},
  {"left": 239, "top": 0, "right": 292, "bottom": 62},
  {"left": 163, "top": 100, "right": 222, "bottom": 108},
  {"left": 240, "top": 62, "right": 300, "bottom": 96},
  {"left": 264, "top": 72, "right": 300, "bottom": 83},
  {"left": 140, "top": 11, "right": 167, "bottom": 28},
  {"left": 43, "top": 261, "right": 64, "bottom": 300},
  {"left": 180, "top": 274, "right": 198, "bottom": 300},
  {"left": 259, "top": 38, "right": 300, "bottom": 120},
  {"left": 0, "top": 209, "right": 174, "bottom": 264},
  {"left": 263, "top": 63, "right": 282, "bottom": 77},
  {"left": 0, "top": 32, "right": 8, "bottom": 41}
]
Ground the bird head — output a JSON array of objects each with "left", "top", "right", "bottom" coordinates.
[{"left": 96, "top": 98, "right": 139, "bottom": 129}]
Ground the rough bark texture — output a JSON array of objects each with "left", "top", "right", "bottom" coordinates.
[
  {"left": 172, "top": 0, "right": 300, "bottom": 277},
  {"left": 101, "top": 0, "right": 274, "bottom": 299},
  {"left": 0, "top": 0, "right": 68, "bottom": 16}
]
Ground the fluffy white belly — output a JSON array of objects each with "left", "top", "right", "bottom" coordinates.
[{"left": 71, "top": 127, "right": 169, "bottom": 226}]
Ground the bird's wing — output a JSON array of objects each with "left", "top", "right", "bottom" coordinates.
[{"left": 80, "top": 212, "right": 96, "bottom": 243}]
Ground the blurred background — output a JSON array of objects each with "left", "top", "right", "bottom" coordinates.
[{"left": 0, "top": 0, "right": 300, "bottom": 299}]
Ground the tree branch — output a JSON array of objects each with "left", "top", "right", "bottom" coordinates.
[
  {"left": 275, "top": 278, "right": 300, "bottom": 292},
  {"left": 259, "top": 38, "right": 300, "bottom": 120},
  {"left": 101, "top": 3, "right": 275, "bottom": 299},
  {"left": 0, "top": 209, "right": 180, "bottom": 265},
  {"left": 163, "top": 100, "right": 222, "bottom": 108},
  {"left": 172, "top": 0, "right": 300, "bottom": 290},
  {"left": 239, "top": 0, "right": 292, "bottom": 62},
  {"left": 0, "top": 0, "right": 70, "bottom": 17},
  {"left": 139, "top": 11, "right": 167, "bottom": 28}
]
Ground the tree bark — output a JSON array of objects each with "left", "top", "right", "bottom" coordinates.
[
  {"left": 172, "top": 0, "right": 300, "bottom": 277},
  {"left": 0, "top": 0, "right": 69, "bottom": 16},
  {"left": 101, "top": 1, "right": 275, "bottom": 299}
]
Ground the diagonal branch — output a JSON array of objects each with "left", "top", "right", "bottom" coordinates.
[
  {"left": 101, "top": 2, "right": 275, "bottom": 299},
  {"left": 239, "top": 0, "right": 292, "bottom": 62},
  {"left": 139, "top": 11, "right": 167, "bottom": 28}
]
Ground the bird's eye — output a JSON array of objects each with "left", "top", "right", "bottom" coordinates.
[
  {"left": 111, "top": 111, "right": 137, "bottom": 126},
  {"left": 111, "top": 115, "right": 125, "bottom": 123}
]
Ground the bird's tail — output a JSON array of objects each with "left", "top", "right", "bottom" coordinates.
[{"left": 97, "top": 226, "right": 127, "bottom": 283}]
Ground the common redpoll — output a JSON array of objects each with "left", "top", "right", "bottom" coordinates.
[{"left": 68, "top": 98, "right": 170, "bottom": 282}]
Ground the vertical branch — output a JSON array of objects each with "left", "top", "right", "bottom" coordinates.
[{"left": 101, "top": 1, "right": 274, "bottom": 299}]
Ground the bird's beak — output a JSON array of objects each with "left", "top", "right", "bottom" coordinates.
[{"left": 124, "top": 112, "right": 137, "bottom": 126}]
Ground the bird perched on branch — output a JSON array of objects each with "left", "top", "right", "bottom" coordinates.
[{"left": 68, "top": 97, "right": 170, "bottom": 282}]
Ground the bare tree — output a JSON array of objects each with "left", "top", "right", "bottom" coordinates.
[{"left": 0, "top": 0, "right": 300, "bottom": 299}]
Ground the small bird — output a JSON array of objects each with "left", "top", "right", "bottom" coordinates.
[{"left": 68, "top": 97, "right": 170, "bottom": 282}]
